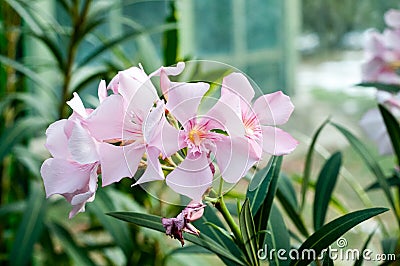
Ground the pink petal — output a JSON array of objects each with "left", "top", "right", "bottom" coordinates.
[
  {"left": 158, "top": 116, "right": 182, "bottom": 157},
  {"left": 142, "top": 101, "right": 164, "bottom": 145},
  {"left": 86, "top": 95, "right": 124, "bottom": 141},
  {"left": 150, "top": 62, "right": 185, "bottom": 77},
  {"left": 150, "top": 62, "right": 185, "bottom": 95},
  {"left": 68, "top": 166, "right": 98, "bottom": 218},
  {"left": 361, "top": 58, "right": 385, "bottom": 82},
  {"left": 68, "top": 122, "right": 99, "bottom": 164},
  {"left": 166, "top": 81, "right": 210, "bottom": 125},
  {"left": 261, "top": 126, "right": 298, "bottom": 156},
  {"left": 166, "top": 153, "right": 213, "bottom": 201},
  {"left": 215, "top": 136, "right": 259, "bottom": 183},
  {"left": 118, "top": 69, "right": 157, "bottom": 111},
  {"left": 364, "top": 31, "right": 385, "bottom": 56},
  {"left": 40, "top": 158, "right": 95, "bottom": 197},
  {"left": 98, "top": 80, "right": 107, "bottom": 103},
  {"left": 253, "top": 91, "right": 294, "bottom": 126},
  {"left": 221, "top": 73, "right": 255, "bottom": 105},
  {"left": 206, "top": 91, "right": 245, "bottom": 137},
  {"left": 66, "top": 92, "right": 88, "bottom": 118},
  {"left": 133, "top": 146, "right": 164, "bottom": 185},
  {"left": 99, "top": 142, "right": 145, "bottom": 186},
  {"left": 45, "top": 119, "right": 70, "bottom": 158},
  {"left": 360, "top": 108, "right": 393, "bottom": 155},
  {"left": 385, "top": 9, "right": 400, "bottom": 29}
]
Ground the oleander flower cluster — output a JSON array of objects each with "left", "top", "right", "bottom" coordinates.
[
  {"left": 360, "top": 9, "right": 400, "bottom": 156},
  {"left": 40, "top": 62, "right": 298, "bottom": 220},
  {"left": 361, "top": 9, "right": 400, "bottom": 85}
]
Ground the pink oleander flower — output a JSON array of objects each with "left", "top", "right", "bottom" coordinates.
[
  {"left": 40, "top": 93, "right": 99, "bottom": 218},
  {"left": 154, "top": 68, "right": 297, "bottom": 201},
  {"left": 208, "top": 72, "right": 298, "bottom": 167},
  {"left": 361, "top": 9, "right": 400, "bottom": 85},
  {"left": 85, "top": 65, "right": 166, "bottom": 186},
  {"left": 161, "top": 201, "right": 206, "bottom": 246},
  {"left": 360, "top": 91, "right": 400, "bottom": 155}
]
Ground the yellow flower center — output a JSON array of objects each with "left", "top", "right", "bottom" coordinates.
[
  {"left": 389, "top": 60, "right": 400, "bottom": 71},
  {"left": 188, "top": 129, "right": 203, "bottom": 146}
]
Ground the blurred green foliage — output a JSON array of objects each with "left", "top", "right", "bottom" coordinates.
[{"left": 302, "top": 0, "right": 400, "bottom": 50}]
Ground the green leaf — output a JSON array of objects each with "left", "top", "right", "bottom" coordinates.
[
  {"left": 0, "top": 54, "right": 53, "bottom": 91},
  {"left": 264, "top": 205, "right": 291, "bottom": 266},
  {"left": 70, "top": 67, "right": 108, "bottom": 93},
  {"left": 77, "top": 23, "right": 176, "bottom": 68},
  {"left": 248, "top": 156, "right": 274, "bottom": 192},
  {"left": 0, "top": 117, "right": 47, "bottom": 161},
  {"left": 163, "top": 2, "right": 178, "bottom": 66},
  {"left": 365, "top": 176, "right": 400, "bottom": 191},
  {"left": 378, "top": 104, "right": 400, "bottom": 165},
  {"left": 194, "top": 203, "right": 246, "bottom": 266},
  {"left": 354, "top": 229, "right": 376, "bottom": 266},
  {"left": 5, "top": 0, "right": 43, "bottom": 35},
  {"left": 314, "top": 152, "right": 342, "bottom": 230},
  {"left": 278, "top": 174, "right": 298, "bottom": 211},
  {"left": 247, "top": 156, "right": 281, "bottom": 215},
  {"left": 107, "top": 212, "right": 246, "bottom": 265},
  {"left": 10, "top": 182, "right": 46, "bottom": 266},
  {"left": 356, "top": 82, "right": 400, "bottom": 93},
  {"left": 87, "top": 189, "right": 133, "bottom": 259},
  {"left": 239, "top": 199, "right": 259, "bottom": 266},
  {"left": 0, "top": 200, "right": 26, "bottom": 216},
  {"left": 168, "top": 245, "right": 212, "bottom": 255},
  {"left": 331, "top": 122, "right": 397, "bottom": 220},
  {"left": 251, "top": 157, "right": 283, "bottom": 246},
  {"left": 276, "top": 180, "right": 309, "bottom": 238},
  {"left": 322, "top": 253, "right": 334, "bottom": 266},
  {"left": 302, "top": 118, "right": 330, "bottom": 211},
  {"left": 290, "top": 207, "right": 388, "bottom": 266},
  {"left": 33, "top": 34, "right": 65, "bottom": 71},
  {"left": 47, "top": 222, "right": 96, "bottom": 266}
]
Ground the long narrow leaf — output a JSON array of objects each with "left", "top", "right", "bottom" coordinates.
[
  {"left": 10, "top": 182, "right": 46, "bottom": 265},
  {"left": 302, "top": 118, "right": 330, "bottom": 211},
  {"left": 314, "top": 152, "right": 342, "bottom": 230},
  {"left": 252, "top": 156, "right": 283, "bottom": 246},
  {"left": 47, "top": 222, "right": 96, "bottom": 266},
  {"left": 0, "top": 55, "right": 53, "bottom": 91},
  {"left": 356, "top": 82, "right": 400, "bottom": 93},
  {"left": 276, "top": 186, "right": 309, "bottom": 238},
  {"left": 87, "top": 189, "right": 133, "bottom": 259},
  {"left": 0, "top": 117, "right": 47, "bottom": 161},
  {"left": 290, "top": 207, "right": 388, "bottom": 266},
  {"left": 365, "top": 176, "right": 400, "bottom": 191},
  {"left": 193, "top": 203, "right": 245, "bottom": 263},
  {"left": 378, "top": 104, "right": 400, "bottom": 165},
  {"left": 331, "top": 122, "right": 397, "bottom": 221},
  {"left": 107, "top": 212, "right": 246, "bottom": 265},
  {"left": 354, "top": 229, "right": 376, "bottom": 266},
  {"left": 77, "top": 23, "right": 176, "bottom": 68},
  {"left": 247, "top": 156, "right": 280, "bottom": 215},
  {"left": 239, "top": 199, "right": 259, "bottom": 266},
  {"left": 264, "top": 205, "right": 291, "bottom": 266}
]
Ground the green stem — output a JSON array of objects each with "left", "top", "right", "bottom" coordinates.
[
  {"left": 161, "top": 165, "right": 174, "bottom": 171},
  {"left": 216, "top": 196, "right": 242, "bottom": 243}
]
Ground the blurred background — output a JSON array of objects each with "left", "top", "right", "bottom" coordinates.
[{"left": 1, "top": 0, "right": 400, "bottom": 265}]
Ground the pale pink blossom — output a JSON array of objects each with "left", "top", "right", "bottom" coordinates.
[
  {"left": 208, "top": 73, "right": 298, "bottom": 180},
  {"left": 85, "top": 65, "right": 165, "bottom": 186},
  {"left": 361, "top": 9, "right": 400, "bottom": 85},
  {"left": 41, "top": 93, "right": 100, "bottom": 218},
  {"left": 360, "top": 91, "right": 400, "bottom": 155}
]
